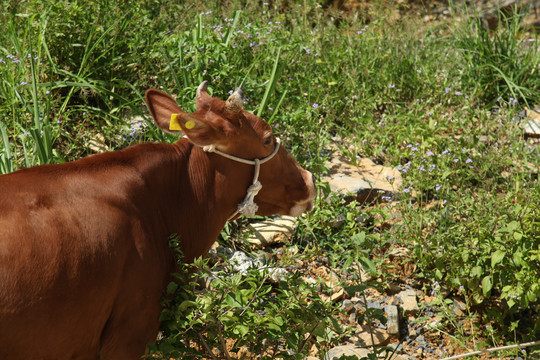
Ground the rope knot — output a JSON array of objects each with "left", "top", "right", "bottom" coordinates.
[
  {"left": 246, "top": 181, "right": 262, "bottom": 196},
  {"left": 202, "top": 144, "right": 216, "bottom": 153}
]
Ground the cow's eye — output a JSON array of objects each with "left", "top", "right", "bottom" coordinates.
[{"left": 264, "top": 137, "right": 273, "bottom": 146}]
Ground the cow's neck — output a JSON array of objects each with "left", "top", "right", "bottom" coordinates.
[{"left": 133, "top": 138, "right": 252, "bottom": 263}]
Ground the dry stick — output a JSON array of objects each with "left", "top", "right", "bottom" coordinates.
[
  {"left": 197, "top": 331, "right": 218, "bottom": 360},
  {"left": 217, "top": 322, "right": 233, "bottom": 360},
  {"left": 443, "top": 340, "right": 540, "bottom": 360}
]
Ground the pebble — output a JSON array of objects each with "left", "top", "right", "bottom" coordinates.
[{"left": 342, "top": 299, "right": 355, "bottom": 313}]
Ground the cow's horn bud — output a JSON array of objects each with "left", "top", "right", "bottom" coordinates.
[
  {"left": 225, "top": 88, "right": 244, "bottom": 112},
  {"left": 196, "top": 81, "right": 209, "bottom": 100}
]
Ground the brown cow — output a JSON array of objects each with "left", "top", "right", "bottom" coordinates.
[{"left": 0, "top": 82, "right": 316, "bottom": 359}]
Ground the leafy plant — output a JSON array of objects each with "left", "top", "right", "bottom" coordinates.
[{"left": 150, "top": 257, "right": 343, "bottom": 359}]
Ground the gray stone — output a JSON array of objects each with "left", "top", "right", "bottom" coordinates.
[
  {"left": 387, "top": 282, "right": 402, "bottom": 295},
  {"left": 329, "top": 213, "right": 346, "bottom": 228},
  {"left": 398, "top": 289, "right": 419, "bottom": 316},
  {"left": 322, "top": 157, "right": 402, "bottom": 204},
  {"left": 88, "top": 134, "right": 108, "bottom": 153},
  {"left": 230, "top": 250, "right": 263, "bottom": 273},
  {"left": 453, "top": 297, "right": 467, "bottom": 317},
  {"left": 386, "top": 305, "right": 400, "bottom": 335},
  {"left": 342, "top": 299, "right": 355, "bottom": 313},
  {"left": 324, "top": 345, "right": 371, "bottom": 360},
  {"left": 223, "top": 250, "right": 289, "bottom": 283},
  {"left": 268, "top": 267, "right": 289, "bottom": 283},
  {"left": 353, "top": 325, "right": 390, "bottom": 347},
  {"left": 246, "top": 216, "right": 297, "bottom": 248},
  {"left": 367, "top": 300, "right": 383, "bottom": 310},
  {"left": 389, "top": 342, "right": 404, "bottom": 353},
  {"left": 389, "top": 247, "right": 410, "bottom": 258},
  {"left": 330, "top": 288, "right": 346, "bottom": 302},
  {"left": 523, "top": 118, "right": 540, "bottom": 138}
]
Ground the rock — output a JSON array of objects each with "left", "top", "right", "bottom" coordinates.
[
  {"left": 324, "top": 345, "right": 371, "bottom": 360},
  {"left": 389, "top": 247, "right": 410, "bottom": 258},
  {"left": 246, "top": 216, "right": 297, "bottom": 248},
  {"left": 354, "top": 303, "right": 366, "bottom": 314},
  {"left": 88, "top": 134, "right": 108, "bottom": 153},
  {"left": 208, "top": 243, "right": 234, "bottom": 259},
  {"left": 386, "top": 305, "right": 400, "bottom": 335},
  {"left": 342, "top": 299, "right": 355, "bottom": 313},
  {"left": 522, "top": 108, "right": 540, "bottom": 139},
  {"left": 230, "top": 250, "right": 263, "bottom": 273},
  {"left": 452, "top": 297, "right": 467, "bottom": 317},
  {"left": 302, "top": 276, "right": 318, "bottom": 285},
  {"left": 322, "top": 157, "right": 402, "bottom": 204},
  {"left": 347, "top": 263, "right": 372, "bottom": 283},
  {"left": 388, "top": 342, "right": 404, "bottom": 353},
  {"left": 221, "top": 249, "right": 289, "bottom": 283},
  {"left": 479, "top": 0, "right": 524, "bottom": 30},
  {"left": 330, "top": 288, "right": 345, "bottom": 302},
  {"left": 387, "top": 281, "right": 402, "bottom": 295},
  {"left": 388, "top": 296, "right": 400, "bottom": 306},
  {"left": 398, "top": 289, "right": 419, "bottom": 316},
  {"left": 353, "top": 325, "right": 390, "bottom": 346},
  {"left": 366, "top": 300, "right": 383, "bottom": 310},
  {"left": 313, "top": 266, "right": 342, "bottom": 290},
  {"left": 329, "top": 213, "right": 346, "bottom": 228},
  {"left": 268, "top": 267, "right": 289, "bottom": 283}
]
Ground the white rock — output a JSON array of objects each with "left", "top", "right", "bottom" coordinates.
[
  {"left": 246, "top": 216, "right": 297, "bottom": 248},
  {"left": 322, "top": 157, "right": 402, "bottom": 203},
  {"left": 398, "top": 289, "right": 419, "bottom": 316},
  {"left": 324, "top": 345, "right": 371, "bottom": 360},
  {"left": 354, "top": 325, "right": 390, "bottom": 346},
  {"left": 386, "top": 305, "right": 400, "bottom": 335}
]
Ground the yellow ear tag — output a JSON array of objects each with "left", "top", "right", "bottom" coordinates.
[
  {"left": 169, "top": 114, "right": 182, "bottom": 131},
  {"left": 185, "top": 120, "right": 195, "bottom": 130}
]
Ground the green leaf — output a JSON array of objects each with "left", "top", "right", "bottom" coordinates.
[
  {"left": 491, "top": 250, "right": 505, "bottom": 268},
  {"left": 470, "top": 265, "right": 483, "bottom": 278},
  {"left": 481, "top": 275, "right": 493, "bottom": 297},
  {"left": 225, "top": 293, "right": 242, "bottom": 308},
  {"left": 345, "top": 284, "right": 367, "bottom": 297},
  {"left": 179, "top": 300, "right": 197, "bottom": 312},
  {"left": 166, "top": 282, "right": 178, "bottom": 295},
  {"left": 234, "top": 325, "right": 250, "bottom": 337}
]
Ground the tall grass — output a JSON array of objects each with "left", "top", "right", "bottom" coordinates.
[{"left": 456, "top": 8, "right": 539, "bottom": 107}]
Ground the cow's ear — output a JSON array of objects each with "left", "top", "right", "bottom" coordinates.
[
  {"left": 145, "top": 89, "right": 186, "bottom": 134},
  {"left": 173, "top": 113, "right": 228, "bottom": 147},
  {"left": 145, "top": 88, "right": 229, "bottom": 147}
]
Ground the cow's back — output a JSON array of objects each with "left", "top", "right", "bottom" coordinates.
[{"left": 0, "top": 152, "right": 176, "bottom": 359}]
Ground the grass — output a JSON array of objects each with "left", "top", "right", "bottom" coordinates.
[{"left": 1, "top": 0, "right": 539, "bottom": 358}]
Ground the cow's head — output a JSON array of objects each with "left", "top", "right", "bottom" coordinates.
[{"left": 145, "top": 82, "right": 316, "bottom": 218}]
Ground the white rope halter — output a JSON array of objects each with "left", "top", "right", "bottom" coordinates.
[{"left": 201, "top": 138, "right": 281, "bottom": 221}]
